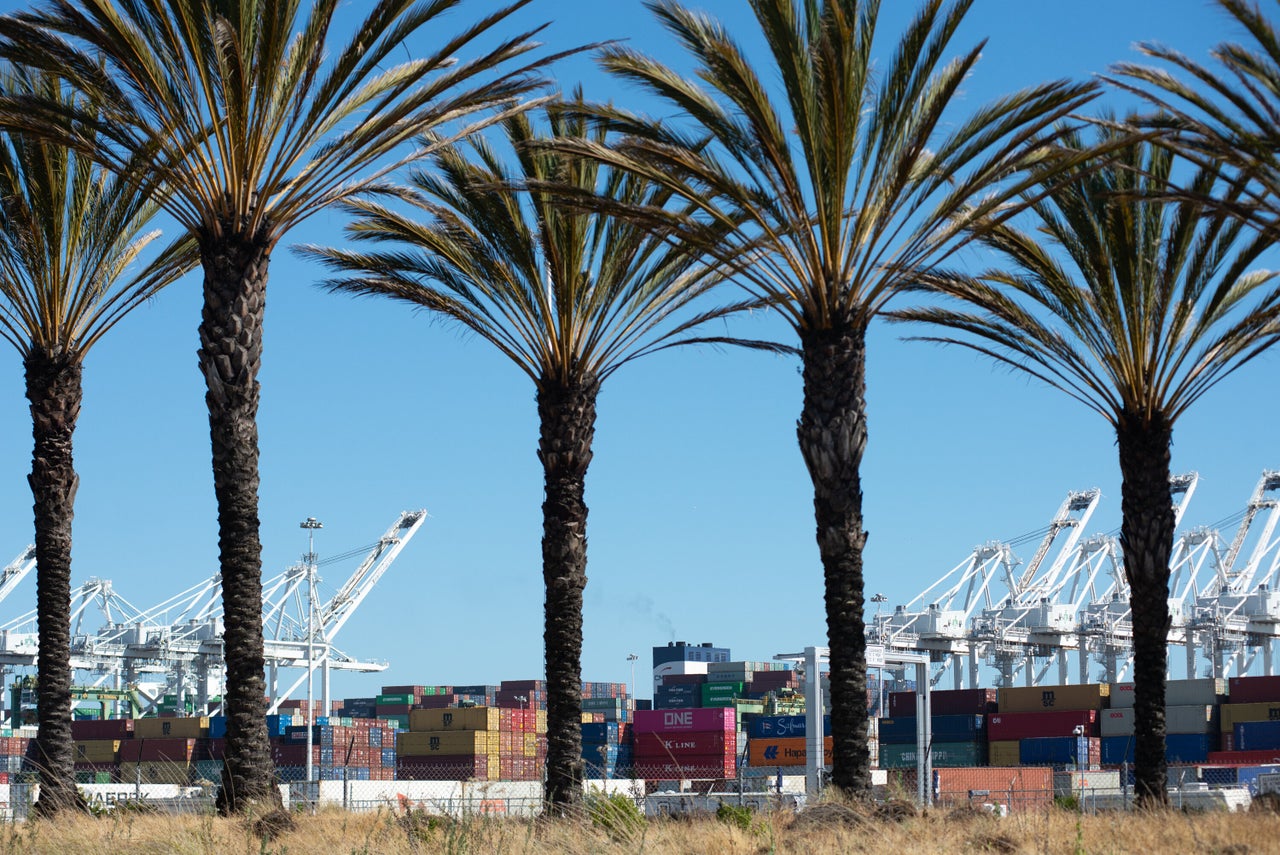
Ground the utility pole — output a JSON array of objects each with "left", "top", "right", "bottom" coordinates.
[{"left": 626, "top": 653, "right": 638, "bottom": 698}]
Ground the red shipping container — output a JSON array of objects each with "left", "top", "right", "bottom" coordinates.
[
  {"left": 988, "top": 710, "right": 1098, "bottom": 741},
  {"left": 271, "top": 744, "right": 320, "bottom": 765},
  {"left": 1228, "top": 676, "right": 1280, "bottom": 705},
  {"left": 634, "top": 708, "right": 735, "bottom": 734},
  {"left": 500, "top": 680, "right": 545, "bottom": 692},
  {"left": 71, "top": 719, "right": 135, "bottom": 740},
  {"left": 377, "top": 703, "right": 412, "bottom": 715},
  {"left": 634, "top": 756, "right": 735, "bottom": 779},
  {"left": 414, "top": 695, "right": 458, "bottom": 709},
  {"left": 397, "top": 754, "right": 489, "bottom": 780},
  {"left": 887, "top": 691, "right": 917, "bottom": 718},
  {"left": 633, "top": 731, "right": 735, "bottom": 757}
]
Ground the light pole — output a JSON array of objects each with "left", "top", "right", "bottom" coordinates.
[
  {"left": 300, "top": 517, "right": 323, "bottom": 792},
  {"left": 626, "top": 653, "right": 638, "bottom": 698},
  {"left": 871, "top": 594, "right": 887, "bottom": 716}
]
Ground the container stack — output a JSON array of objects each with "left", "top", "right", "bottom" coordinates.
[
  {"left": 983, "top": 684, "right": 1106, "bottom": 769},
  {"left": 395, "top": 707, "right": 546, "bottom": 781},
  {"left": 581, "top": 720, "right": 633, "bottom": 777},
  {"left": 744, "top": 714, "right": 832, "bottom": 768},
  {"left": 1100, "top": 678, "right": 1222, "bottom": 765},
  {"left": 1209, "top": 675, "right": 1280, "bottom": 764},
  {"left": 873, "top": 688, "right": 995, "bottom": 769},
  {"left": 633, "top": 708, "right": 737, "bottom": 779},
  {"left": 276, "top": 717, "right": 397, "bottom": 781}
]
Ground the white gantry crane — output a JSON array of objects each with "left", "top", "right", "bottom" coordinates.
[
  {"left": 868, "top": 472, "right": 1240, "bottom": 689},
  {"left": 0, "top": 510, "right": 427, "bottom": 722}
]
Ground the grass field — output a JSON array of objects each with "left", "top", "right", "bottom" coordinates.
[{"left": 0, "top": 797, "right": 1274, "bottom": 854}]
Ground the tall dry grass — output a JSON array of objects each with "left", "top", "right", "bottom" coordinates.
[{"left": 0, "top": 800, "right": 1275, "bottom": 854}]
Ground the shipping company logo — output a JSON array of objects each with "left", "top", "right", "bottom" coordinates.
[
  {"left": 429, "top": 736, "right": 441, "bottom": 751},
  {"left": 1271, "top": 708, "right": 1280, "bottom": 721},
  {"left": 1042, "top": 690, "right": 1056, "bottom": 708},
  {"left": 664, "top": 711, "right": 693, "bottom": 728},
  {"left": 763, "top": 745, "right": 779, "bottom": 761},
  {"left": 443, "top": 712, "right": 454, "bottom": 727},
  {"left": 162, "top": 721, "right": 172, "bottom": 735}
]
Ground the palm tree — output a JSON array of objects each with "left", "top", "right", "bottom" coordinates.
[
  {"left": 0, "top": 0, "right": 557, "bottom": 813},
  {"left": 299, "top": 102, "right": 765, "bottom": 812},
  {"left": 1110, "top": 1, "right": 1280, "bottom": 243},
  {"left": 889, "top": 127, "right": 1280, "bottom": 806},
  {"left": 0, "top": 67, "right": 189, "bottom": 817},
  {"left": 551, "top": 0, "right": 1096, "bottom": 793}
]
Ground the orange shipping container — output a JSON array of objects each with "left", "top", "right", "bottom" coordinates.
[
  {"left": 748, "top": 737, "right": 833, "bottom": 767},
  {"left": 997, "top": 684, "right": 1108, "bottom": 714}
]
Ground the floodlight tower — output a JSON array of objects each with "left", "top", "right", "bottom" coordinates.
[{"left": 300, "top": 516, "right": 323, "bottom": 789}]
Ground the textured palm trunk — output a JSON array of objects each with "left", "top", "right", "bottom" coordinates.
[
  {"left": 1117, "top": 410, "right": 1174, "bottom": 808},
  {"left": 199, "top": 232, "right": 281, "bottom": 816},
  {"left": 537, "top": 376, "right": 598, "bottom": 813},
  {"left": 26, "top": 349, "right": 86, "bottom": 817},
  {"left": 797, "top": 318, "right": 870, "bottom": 796}
]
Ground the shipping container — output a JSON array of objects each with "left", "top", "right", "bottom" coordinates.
[
  {"left": 746, "top": 715, "right": 831, "bottom": 739},
  {"left": 1219, "top": 702, "right": 1280, "bottom": 733},
  {"left": 1018, "top": 736, "right": 1100, "bottom": 767},
  {"left": 634, "top": 708, "right": 735, "bottom": 734},
  {"left": 1206, "top": 749, "right": 1280, "bottom": 765},
  {"left": 72, "top": 740, "right": 121, "bottom": 763},
  {"left": 1053, "top": 770, "right": 1120, "bottom": 796},
  {"left": 747, "top": 737, "right": 832, "bottom": 767},
  {"left": 1228, "top": 675, "right": 1280, "bottom": 705},
  {"left": 408, "top": 708, "right": 500, "bottom": 733},
  {"left": 988, "top": 740, "right": 1021, "bottom": 767},
  {"left": 632, "top": 757, "right": 736, "bottom": 779},
  {"left": 70, "top": 719, "right": 134, "bottom": 740},
  {"left": 633, "top": 731, "right": 734, "bottom": 757},
  {"left": 1109, "top": 678, "right": 1224, "bottom": 709},
  {"left": 1100, "top": 733, "right": 1217, "bottom": 765},
  {"left": 998, "top": 684, "right": 1108, "bottom": 714},
  {"left": 1099, "top": 705, "right": 1215, "bottom": 737},
  {"left": 930, "top": 766, "right": 1054, "bottom": 810},
  {"left": 396, "top": 754, "right": 493, "bottom": 780},
  {"left": 397, "top": 731, "right": 493, "bottom": 756},
  {"left": 887, "top": 688, "right": 997, "bottom": 718},
  {"left": 1234, "top": 719, "right": 1280, "bottom": 751},
  {"left": 119, "top": 738, "right": 197, "bottom": 763},
  {"left": 988, "top": 709, "right": 1098, "bottom": 741},
  {"left": 134, "top": 717, "right": 209, "bottom": 739},
  {"left": 878, "top": 741, "right": 986, "bottom": 768}
]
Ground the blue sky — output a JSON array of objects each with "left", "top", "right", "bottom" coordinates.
[{"left": 0, "top": 0, "right": 1274, "bottom": 700}]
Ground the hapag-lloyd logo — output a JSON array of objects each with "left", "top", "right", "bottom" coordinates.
[{"left": 664, "top": 711, "right": 693, "bottom": 728}]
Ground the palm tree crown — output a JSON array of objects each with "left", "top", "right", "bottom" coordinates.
[{"left": 891, "top": 126, "right": 1280, "bottom": 806}]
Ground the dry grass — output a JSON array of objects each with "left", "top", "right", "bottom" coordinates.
[{"left": 0, "top": 800, "right": 1275, "bottom": 854}]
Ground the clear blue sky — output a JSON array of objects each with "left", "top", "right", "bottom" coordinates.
[{"left": 0, "top": 0, "right": 1273, "bottom": 700}]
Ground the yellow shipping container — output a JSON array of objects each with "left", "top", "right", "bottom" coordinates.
[
  {"left": 536, "top": 710, "right": 548, "bottom": 733},
  {"left": 140, "top": 761, "right": 190, "bottom": 784},
  {"left": 523, "top": 733, "right": 538, "bottom": 758},
  {"left": 134, "top": 716, "right": 210, "bottom": 739},
  {"left": 74, "top": 739, "right": 121, "bottom": 763},
  {"left": 1219, "top": 702, "right": 1280, "bottom": 733},
  {"left": 988, "top": 740, "right": 1021, "bottom": 766},
  {"left": 397, "top": 730, "right": 493, "bottom": 756},
  {"left": 408, "top": 708, "right": 500, "bottom": 733},
  {"left": 997, "top": 684, "right": 1108, "bottom": 713}
]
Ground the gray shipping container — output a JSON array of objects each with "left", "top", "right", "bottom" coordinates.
[
  {"left": 1098, "top": 704, "right": 1216, "bottom": 737},
  {"left": 1108, "top": 678, "right": 1224, "bottom": 709},
  {"left": 1054, "top": 769, "right": 1122, "bottom": 797}
]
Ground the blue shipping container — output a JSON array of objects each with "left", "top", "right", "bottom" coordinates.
[
  {"left": 1102, "top": 733, "right": 1216, "bottom": 766},
  {"left": 581, "top": 723, "right": 620, "bottom": 742},
  {"left": 1234, "top": 720, "right": 1280, "bottom": 751},
  {"left": 748, "top": 714, "right": 833, "bottom": 739},
  {"left": 1236, "top": 765, "right": 1280, "bottom": 794},
  {"left": 209, "top": 716, "right": 227, "bottom": 739},
  {"left": 1020, "top": 736, "right": 1093, "bottom": 766}
]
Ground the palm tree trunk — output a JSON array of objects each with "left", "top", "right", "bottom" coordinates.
[
  {"left": 199, "top": 233, "right": 280, "bottom": 816},
  {"left": 1117, "top": 410, "right": 1174, "bottom": 809},
  {"left": 538, "top": 376, "right": 598, "bottom": 813},
  {"left": 797, "top": 318, "right": 870, "bottom": 796},
  {"left": 25, "top": 348, "right": 86, "bottom": 817}
]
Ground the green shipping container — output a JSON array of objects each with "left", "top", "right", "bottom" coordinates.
[
  {"left": 378, "top": 714, "right": 409, "bottom": 729},
  {"left": 700, "top": 682, "right": 747, "bottom": 706},
  {"left": 879, "top": 741, "right": 987, "bottom": 769},
  {"left": 376, "top": 693, "right": 415, "bottom": 705}
]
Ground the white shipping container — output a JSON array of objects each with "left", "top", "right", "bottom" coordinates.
[
  {"left": 1098, "top": 704, "right": 1215, "bottom": 737},
  {"left": 1054, "top": 770, "right": 1122, "bottom": 797},
  {"left": 1109, "top": 678, "right": 1224, "bottom": 709}
]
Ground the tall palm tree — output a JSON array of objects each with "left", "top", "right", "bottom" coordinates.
[
  {"left": 1111, "top": 1, "right": 1280, "bottom": 241},
  {"left": 0, "top": 67, "right": 189, "bottom": 817},
  {"left": 299, "top": 102, "right": 767, "bottom": 812},
  {"left": 551, "top": 0, "right": 1096, "bottom": 793},
  {"left": 890, "top": 127, "right": 1280, "bottom": 806},
  {"left": 0, "top": 0, "right": 557, "bottom": 813}
]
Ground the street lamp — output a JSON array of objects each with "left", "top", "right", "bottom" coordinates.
[
  {"left": 300, "top": 517, "right": 323, "bottom": 792},
  {"left": 626, "top": 653, "right": 639, "bottom": 699}
]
